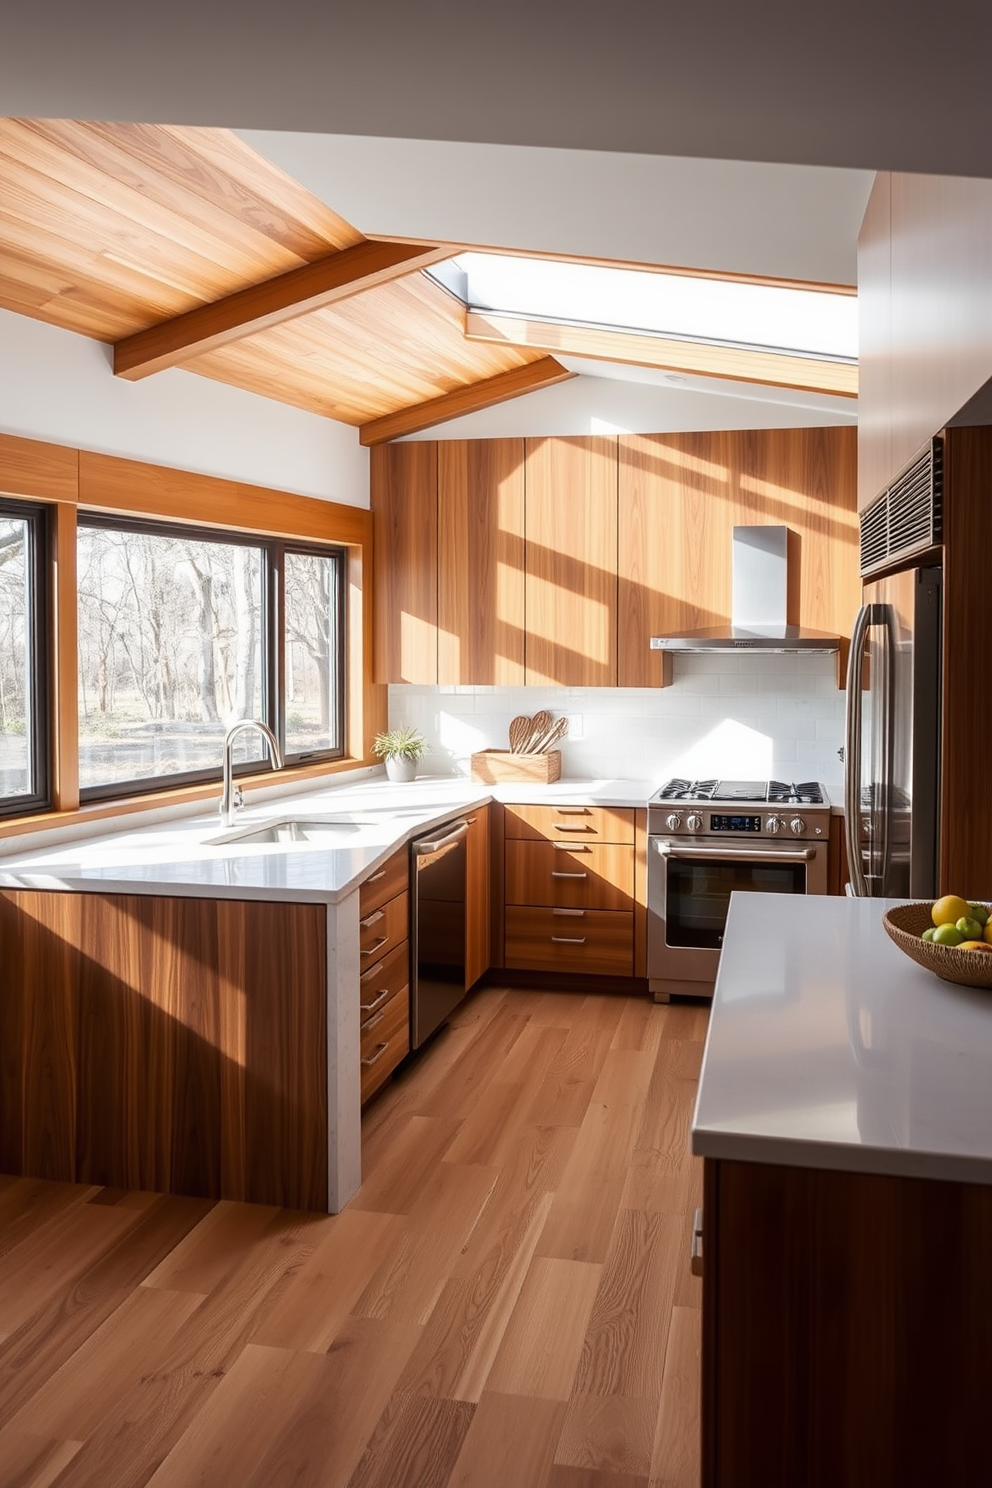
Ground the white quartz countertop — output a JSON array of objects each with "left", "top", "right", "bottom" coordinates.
[
  {"left": 0, "top": 774, "right": 653, "bottom": 904},
  {"left": 692, "top": 893, "right": 992, "bottom": 1186}
]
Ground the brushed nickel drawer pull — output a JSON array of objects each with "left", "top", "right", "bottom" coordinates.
[
  {"left": 551, "top": 935, "right": 587, "bottom": 944},
  {"left": 360, "top": 908, "right": 385, "bottom": 929},
  {"left": 552, "top": 907, "right": 585, "bottom": 917},
  {"left": 690, "top": 1206, "right": 704, "bottom": 1277},
  {"left": 361, "top": 935, "right": 389, "bottom": 957},
  {"left": 363, "top": 1010, "right": 385, "bottom": 1032},
  {"left": 555, "top": 807, "right": 590, "bottom": 815},
  {"left": 551, "top": 870, "right": 588, "bottom": 879},
  {"left": 367, "top": 868, "right": 386, "bottom": 883},
  {"left": 361, "top": 1041, "right": 389, "bottom": 1068},
  {"left": 554, "top": 824, "right": 591, "bottom": 832},
  {"left": 552, "top": 841, "right": 590, "bottom": 852},
  {"left": 360, "top": 988, "right": 391, "bottom": 1016}
]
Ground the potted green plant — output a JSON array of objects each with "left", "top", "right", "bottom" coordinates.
[{"left": 372, "top": 725, "right": 428, "bottom": 782}]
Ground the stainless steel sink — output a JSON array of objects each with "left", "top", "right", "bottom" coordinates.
[{"left": 207, "top": 818, "right": 364, "bottom": 847}]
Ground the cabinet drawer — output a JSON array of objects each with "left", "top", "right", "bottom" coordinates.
[
  {"left": 360, "top": 984, "right": 410, "bottom": 1103},
  {"left": 359, "top": 939, "right": 409, "bottom": 1020},
  {"left": 505, "top": 906, "right": 633, "bottom": 976},
  {"left": 505, "top": 839, "right": 634, "bottom": 910},
  {"left": 359, "top": 846, "right": 409, "bottom": 919},
  {"left": 504, "top": 803, "right": 635, "bottom": 844},
  {"left": 359, "top": 889, "right": 408, "bottom": 965}
]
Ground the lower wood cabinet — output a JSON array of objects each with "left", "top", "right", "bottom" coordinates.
[
  {"left": 0, "top": 889, "right": 328, "bottom": 1209},
  {"left": 702, "top": 1156, "right": 992, "bottom": 1488},
  {"left": 502, "top": 803, "right": 635, "bottom": 975},
  {"left": 358, "top": 845, "right": 411, "bottom": 1104}
]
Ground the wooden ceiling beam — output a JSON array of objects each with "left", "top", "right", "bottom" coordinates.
[
  {"left": 465, "top": 310, "right": 859, "bottom": 399},
  {"left": 359, "top": 357, "right": 575, "bottom": 446},
  {"left": 113, "top": 239, "right": 453, "bottom": 380}
]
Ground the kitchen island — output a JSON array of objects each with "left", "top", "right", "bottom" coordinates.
[
  {"left": 693, "top": 893, "right": 992, "bottom": 1488},
  {"left": 0, "top": 773, "right": 651, "bottom": 1213}
]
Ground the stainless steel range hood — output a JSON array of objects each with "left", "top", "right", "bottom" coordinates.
[{"left": 649, "top": 525, "right": 841, "bottom": 654}]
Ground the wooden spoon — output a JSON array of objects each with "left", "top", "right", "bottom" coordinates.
[
  {"left": 508, "top": 715, "right": 532, "bottom": 753},
  {"left": 524, "top": 710, "right": 553, "bottom": 753}
]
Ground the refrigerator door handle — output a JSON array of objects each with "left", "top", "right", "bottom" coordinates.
[{"left": 844, "top": 604, "right": 872, "bottom": 896}]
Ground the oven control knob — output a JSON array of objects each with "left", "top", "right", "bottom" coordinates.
[
  {"left": 665, "top": 813, "right": 683, "bottom": 831},
  {"left": 765, "top": 815, "right": 783, "bottom": 834},
  {"left": 686, "top": 813, "right": 703, "bottom": 833},
  {"left": 790, "top": 816, "right": 806, "bottom": 836}
]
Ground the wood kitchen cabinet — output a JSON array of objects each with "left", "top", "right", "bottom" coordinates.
[
  {"left": 358, "top": 844, "right": 410, "bottom": 1103},
  {"left": 503, "top": 803, "right": 635, "bottom": 976},
  {"left": 702, "top": 1156, "right": 992, "bottom": 1487},
  {"left": 371, "top": 441, "right": 438, "bottom": 683},
  {"left": 617, "top": 428, "right": 859, "bottom": 687},
  {"left": 0, "top": 890, "right": 328, "bottom": 1208},
  {"left": 438, "top": 440, "right": 525, "bottom": 684},
  {"left": 465, "top": 804, "right": 491, "bottom": 988},
  {"left": 523, "top": 435, "right": 618, "bottom": 686}
]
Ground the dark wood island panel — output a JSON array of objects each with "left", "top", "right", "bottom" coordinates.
[{"left": 0, "top": 891, "right": 327, "bottom": 1210}]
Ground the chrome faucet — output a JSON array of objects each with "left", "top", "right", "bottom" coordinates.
[{"left": 220, "top": 719, "right": 284, "bottom": 826}]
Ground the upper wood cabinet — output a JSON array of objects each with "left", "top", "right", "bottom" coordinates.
[
  {"left": 372, "top": 442, "right": 438, "bottom": 684},
  {"left": 617, "top": 428, "right": 859, "bottom": 687},
  {"left": 437, "top": 440, "right": 525, "bottom": 685},
  {"left": 858, "top": 170, "right": 992, "bottom": 507},
  {"left": 524, "top": 436, "right": 618, "bottom": 687}
]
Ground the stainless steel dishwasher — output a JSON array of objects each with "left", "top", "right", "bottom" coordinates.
[{"left": 410, "top": 816, "right": 471, "bottom": 1049}]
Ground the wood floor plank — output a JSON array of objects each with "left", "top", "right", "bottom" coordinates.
[
  {"left": 0, "top": 1194, "right": 211, "bottom": 1430},
  {"left": 140, "top": 1198, "right": 279, "bottom": 1294},
  {"left": 648, "top": 1306, "right": 701, "bottom": 1488},
  {"left": 250, "top": 1207, "right": 406, "bottom": 1351},
  {"left": 415, "top": 1004, "right": 533, "bottom": 1122},
  {"left": 610, "top": 998, "right": 669, "bottom": 1054},
  {"left": 346, "top": 1392, "right": 476, "bottom": 1488},
  {"left": 573, "top": 1209, "right": 684, "bottom": 1400},
  {"left": 349, "top": 1114, "right": 463, "bottom": 1215},
  {"left": 352, "top": 1161, "right": 499, "bottom": 1325},
  {"left": 0, "top": 1178, "right": 98, "bottom": 1261},
  {"left": 446, "top": 1391, "right": 568, "bottom": 1488},
  {"left": 536, "top": 1099, "right": 643, "bottom": 1264},
  {"left": 0, "top": 1201, "right": 138, "bottom": 1344},
  {"left": 485, "top": 1256, "right": 602, "bottom": 1401},
  {"left": 547, "top": 1465, "right": 649, "bottom": 1488},
  {"left": 555, "top": 1393, "right": 657, "bottom": 1478},
  {"left": 5, "top": 1286, "right": 205, "bottom": 1440},
  {"left": 0, "top": 1429, "right": 83, "bottom": 1488}
]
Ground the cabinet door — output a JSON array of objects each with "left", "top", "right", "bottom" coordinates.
[
  {"left": 618, "top": 432, "right": 735, "bottom": 687},
  {"left": 524, "top": 436, "right": 618, "bottom": 686},
  {"left": 438, "top": 440, "right": 525, "bottom": 684},
  {"left": 465, "top": 805, "right": 491, "bottom": 989},
  {"left": 371, "top": 442, "right": 437, "bottom": 683}
]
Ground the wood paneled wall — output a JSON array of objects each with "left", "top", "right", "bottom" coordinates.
[
  {"left": 0, "top": 890, "right": 328, "bottom": 1209},
  {"left": 858, "top": 171, "right": 992, "bottom": 508}
]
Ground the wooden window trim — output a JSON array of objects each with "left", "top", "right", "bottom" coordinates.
[{"left": 0, "top": 432, "right": 383, "bottom": 838}]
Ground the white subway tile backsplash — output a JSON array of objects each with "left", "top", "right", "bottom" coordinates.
[{"left": 389, "top": 654, "right": 845, "bottom": 801}]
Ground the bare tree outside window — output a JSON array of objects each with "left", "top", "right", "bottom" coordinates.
[
  {"left": 77, "top": 525, "right": 264, "bottom": 791},
  {"left": 284, "top": 550, "right": 342, "bottom": 756},
  {"left": 0, "top": 517, "right": 30, "bottom": 798}
]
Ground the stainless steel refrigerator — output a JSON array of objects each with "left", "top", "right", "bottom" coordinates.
[{"left": 843, "top": 564, "right": 942, "bottom": 897}]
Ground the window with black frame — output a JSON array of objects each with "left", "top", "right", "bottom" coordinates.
[
  {"left": 0, "top": 498, "right": 50, "bottom": 817},
  {"left": 76, "top": 516, "right": 346, "bottom": 800}
]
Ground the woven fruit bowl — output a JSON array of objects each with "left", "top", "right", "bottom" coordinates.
[{"left": 883, "top": 902, "right": 992, "bottom": 989}]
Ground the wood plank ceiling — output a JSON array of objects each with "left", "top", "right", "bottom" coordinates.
[{"left": 0, "top": 119, "right": 561, "bottom": 439}]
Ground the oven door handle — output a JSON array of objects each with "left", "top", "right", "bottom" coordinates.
[{"left": 653, "top": 841, "right": 815, "bottom": 864}]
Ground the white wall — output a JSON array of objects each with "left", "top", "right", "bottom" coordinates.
[
  {"left": 391, "top": 654, "right": 846, "bottom": 805},
  {"left": 0, "top": 310, "right": 369, "bottom": 506}
]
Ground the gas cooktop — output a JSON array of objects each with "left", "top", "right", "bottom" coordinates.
[{"left": 653, "top": 778, "right": 827, "bottom": 806}]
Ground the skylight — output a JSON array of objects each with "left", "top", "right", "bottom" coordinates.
[{"left": 429, "top": 253, "right": 857, "bottom": 363}]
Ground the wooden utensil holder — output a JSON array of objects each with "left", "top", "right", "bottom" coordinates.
[{"left": 470, "top": 750, "right": 563, "bottom": 784}]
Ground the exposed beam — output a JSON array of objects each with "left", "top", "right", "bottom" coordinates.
[
  {"left": 466, "top": 310, "right": 859, "bottom": 399},
  {"left": 113, "top": 239, "right": 453, "bottom": 380},
  {"left": 359, "top": 358, "right": 575, "bottom": 446}
]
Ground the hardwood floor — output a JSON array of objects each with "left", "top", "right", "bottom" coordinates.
[{"left": 0, "top": 987, "right": 707, "bottom": 1488}]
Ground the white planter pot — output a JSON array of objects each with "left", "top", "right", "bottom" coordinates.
[{"left": 384, "top": 755, "right": 417, "bottom": 782}]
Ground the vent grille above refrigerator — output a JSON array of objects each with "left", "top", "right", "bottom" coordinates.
[{"left": 860, "top": 438, "right": 943, "bottom": 577}]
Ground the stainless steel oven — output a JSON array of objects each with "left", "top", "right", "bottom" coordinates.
[{"left": 646, "top": 779, "right": 830, "bottom": 1001}]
